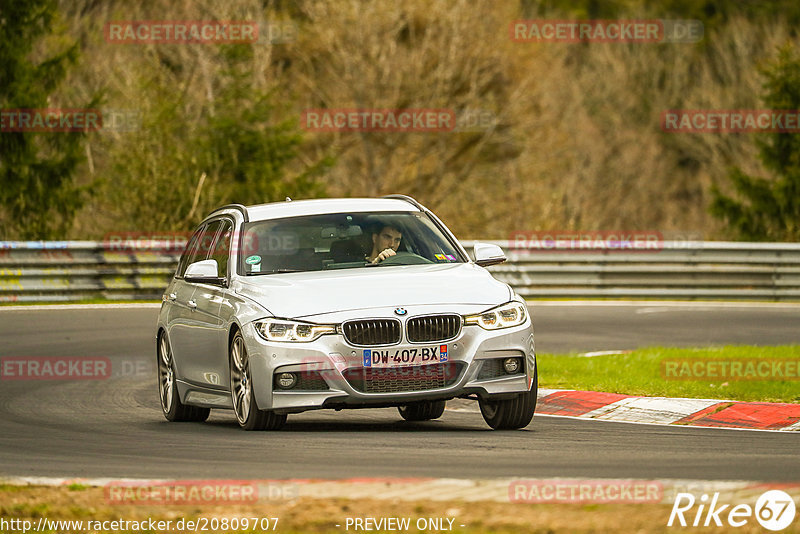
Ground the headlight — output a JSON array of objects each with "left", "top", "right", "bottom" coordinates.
[
  {"left": 254, "top": 319, "right": 337, "bottom": 342},
  {"left": 464, "top": 302, "right": 528, "bottom": 330}
]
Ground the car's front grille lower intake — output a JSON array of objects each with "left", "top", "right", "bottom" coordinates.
[
  {"left": 342, "top": 319, "right": 401, "bottom": 346},
  {"left": 406, "top": 314, "right": 461, "bottom": 342},
  {"left": 343, "top": 362, "right": 463, "bottom": 394},
  {"left": 477, "top": 359, "right": 507, "bottom": 380}
]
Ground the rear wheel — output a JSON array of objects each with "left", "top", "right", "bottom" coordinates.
[
  {"left": 157, "top": 333, "right": 210, "bottom": 422},
  {"left": 479, "top": 368, "right": 537, "bottom": 430},
  {"left": 230, "top": 331, "right": 286, "bottom": 431},
  {"left": 398, "top": 400, "right": 446, "bottom": 421}
]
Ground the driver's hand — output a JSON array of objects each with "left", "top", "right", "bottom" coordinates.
[{"left": 372, "top": 248, "right": 396, "bottom": 264}]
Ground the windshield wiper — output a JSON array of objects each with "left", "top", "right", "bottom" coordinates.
[{"left": 248, "top": 269, "right": 305, "bottom": 275}]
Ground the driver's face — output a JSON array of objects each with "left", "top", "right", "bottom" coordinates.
[{"left": 373, "top": 227, "right": 402, "bottom": 252}]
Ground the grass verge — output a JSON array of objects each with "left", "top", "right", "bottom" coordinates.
[{"left": 538, "top": 345, "right": 800, "bottom": 403}]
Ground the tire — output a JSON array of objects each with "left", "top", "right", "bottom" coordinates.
[
  {"left": 398, "top": 400, "right": 446, "bottom": 421},
  {"left": 479, "top": 367, "right": 537, "bottom": 430},
  {"left": 157, "top": 333, "right": 210, "bottom": 422},
  {"left": 229, "top": 331, "right": 286, "bottom": 431}
]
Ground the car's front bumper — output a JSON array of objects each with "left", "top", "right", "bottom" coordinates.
[{"left": 243, "top": 314, "right": 535, "bottom": 414}]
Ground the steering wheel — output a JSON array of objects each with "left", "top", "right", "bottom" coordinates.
[{"left": 376, "top": 251, "right": 433, "bottom": 265}]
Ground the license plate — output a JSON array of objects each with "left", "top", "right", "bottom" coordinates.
[{"left": 362, "top": 345, "right": 448, "bottom": 368}]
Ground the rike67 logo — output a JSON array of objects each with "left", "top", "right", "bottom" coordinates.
[{"left": 668, "top": 490, "right": 796, "bottom": 531}]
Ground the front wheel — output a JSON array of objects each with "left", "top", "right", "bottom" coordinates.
[
  {"left": 479, "top": 368, "right": 537, "bottom": 430},
  {"left": 398, "top": 400, "right": 446, "bottom": 421},
  {"left": 157, "top": 333, "right": 210, "bottom": 422},
  {"left": 230, "top": 331, "right": 286, "bottom": 431}
]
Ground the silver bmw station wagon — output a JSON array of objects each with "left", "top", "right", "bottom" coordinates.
[{"left": 156, "top": 195, "right": 536, "bottom": 430}]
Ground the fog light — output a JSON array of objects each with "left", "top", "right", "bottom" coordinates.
[
  {"left": 503, "top": 357, "right": 521, "bottom": 374},
  {"left": 276, "top": 372, "right": 298, "bottom": 389}
]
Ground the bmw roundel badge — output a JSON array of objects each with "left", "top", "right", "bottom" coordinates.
[{"left": 394, "top": 307, "right": 408, "bottom": 316}]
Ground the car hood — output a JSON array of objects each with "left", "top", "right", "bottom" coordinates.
[{"left": 232, "top": 263, "right": 511, "bottom": 319}]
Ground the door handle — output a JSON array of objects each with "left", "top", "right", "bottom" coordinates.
[
  {"left": 187, "top": 300, "right": 197, "bottom": 310},
  {"left": 168, "top": 293, "right": 177, "bottom": 301}
]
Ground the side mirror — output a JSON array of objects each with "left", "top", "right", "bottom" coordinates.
[
  {"left": 473, "top": 243, "right": 506, "bottom": 267},
  {"left": 184, "top": 259, "right": 226, "bottom": 286}
]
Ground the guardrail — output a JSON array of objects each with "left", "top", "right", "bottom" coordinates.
[
  {"left": 463, "top": 240, "right": 800, "bottom": 301},
  {"left": 0, "top": 241, "right": 180, "bottom": 302},
  {"left": 1, "top": 240, "right": 799, "bottom": 302}
]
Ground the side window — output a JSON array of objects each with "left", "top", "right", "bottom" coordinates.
[
  {"left": 195, "top": 220, "right": 223, "bottom": 264},
  {"left": 176, "top": 224, "right": 206, "bottom": 278},
  {"left": 176, "top": 221, "right": 222, "bottom": 278},
  {"left": 210, "top": 220, "right": 233, "bottom": 278}
]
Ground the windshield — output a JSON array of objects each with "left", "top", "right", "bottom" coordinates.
[{"left": 238, "top": 211, "right": 465, "bottom": 275}]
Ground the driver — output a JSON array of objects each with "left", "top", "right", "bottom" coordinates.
[{"left": 366, "top": 224, "right": 402, "bottom": 264}]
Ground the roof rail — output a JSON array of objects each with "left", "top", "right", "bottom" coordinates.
[
  {"left": 207, "top": 204, "right": 249, "bottom": 222},
  {"left": 382, "top": 194, "right": 425, "bottom": 211}
]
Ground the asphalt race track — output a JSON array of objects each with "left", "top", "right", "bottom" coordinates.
[{"left": 0, "top": 303, "right": 798, "bottom": 482}]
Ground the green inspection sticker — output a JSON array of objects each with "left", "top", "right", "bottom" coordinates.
[{"left": 245, "top": 255, "right": 261, "bottom": 265}]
